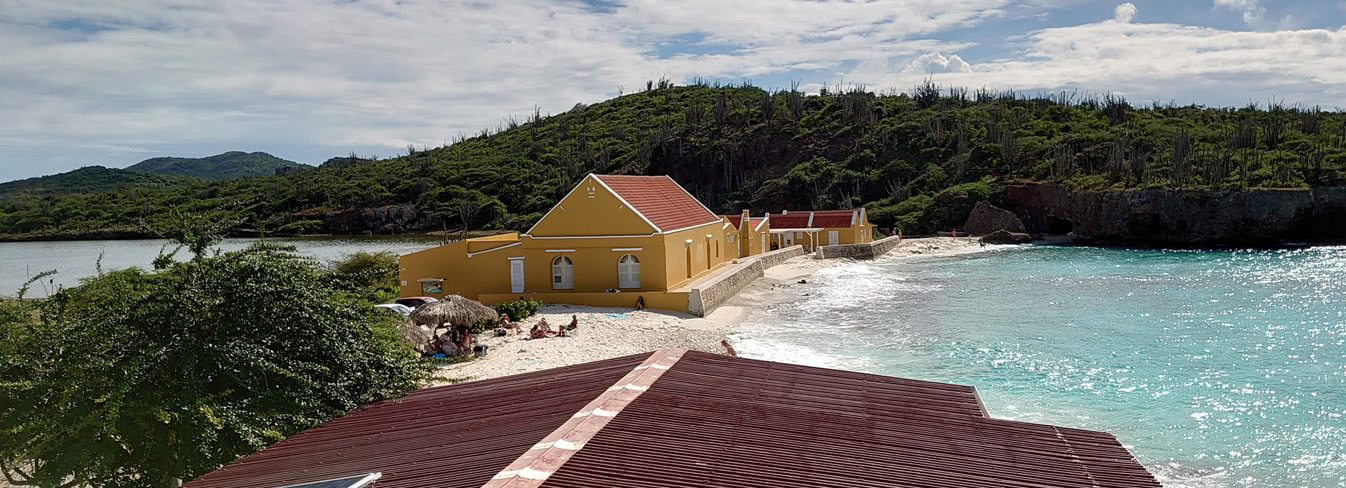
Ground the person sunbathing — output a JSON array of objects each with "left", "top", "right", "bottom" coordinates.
[
  {"left": 498, "top": 313, "right": 522, "bottom": 335},
  {"left": 530, "top": 319, "right": 553, "bottom": 339}
]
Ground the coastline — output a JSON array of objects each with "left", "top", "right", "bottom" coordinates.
[{"left": 430, "top": 236, "right": 987, "bottom": 385}]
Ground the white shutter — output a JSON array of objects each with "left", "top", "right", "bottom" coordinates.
[{"left": 618, "top": 255, "right": 640, "bottom": 289}]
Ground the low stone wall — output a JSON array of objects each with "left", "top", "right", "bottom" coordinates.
[
  {"left": 688, "top": 245, "right": 805, "bottom": 316},
  {"left": 816, "top": 235, "right": 902, "bottom": 260}
]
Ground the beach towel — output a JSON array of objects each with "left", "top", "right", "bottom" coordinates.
[{"left": 606, "top": 313, "right": 629, "bottom": 319}]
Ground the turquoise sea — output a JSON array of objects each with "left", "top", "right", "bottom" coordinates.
[{"left": 733, "top": 245, "right": 1346, "bottom": 487}]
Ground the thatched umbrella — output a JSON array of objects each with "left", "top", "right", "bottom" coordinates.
[{"left": 410, "top": 294, "right": 498, "bottom": 330}]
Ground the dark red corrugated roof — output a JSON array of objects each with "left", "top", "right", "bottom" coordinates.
[
  {"left": 182, "top": 354, "right": 653, "bottom": 488},
  {"left": 769, "top": 209, "right": 859, "bottom": 229},
  {"left": 722, "top": 215, "right": 743, "bottom": 228},
  {"left": 594, "top": 175, "right": 719, "bottom": 232},
  {"left": 186, "top": 351, "right": 1160, "bottom": 488},
  {"left": 546, "top": 352, "right": 1159, "bottom": 488}
]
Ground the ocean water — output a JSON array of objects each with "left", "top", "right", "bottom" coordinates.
[
  {"left": 732, "top": 245, "right": 1346, "bottom": 487},
  {"left": 0, "top": 236, "right": 443, "bottom": 297}
]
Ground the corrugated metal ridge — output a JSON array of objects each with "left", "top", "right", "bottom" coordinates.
[
  {"left": 484, "top": 349, "right": 687, "bottom": 488},
  {"left": 182, "top": 353, "right": 655, "bottom": 488},
  {"left": 541, "top": 351, "right": 1160, "bottom": 488}
]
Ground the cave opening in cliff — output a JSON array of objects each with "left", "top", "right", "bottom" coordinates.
[{"left": 1046, "top": 216, "right": 1074, "bottom": 235}]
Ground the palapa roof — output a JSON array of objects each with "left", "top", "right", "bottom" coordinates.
[
  {"left": 184, "top": 350, "right": 1160, "bottom": 488},
  {"left": 592, "top": 174, "right": 720, "bottom": 232}
]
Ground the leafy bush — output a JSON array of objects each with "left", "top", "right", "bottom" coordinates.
[
  {"left": 327, "top": 251, "right": 400, "bottom": 303},
  {"left": 0, "top": 230, "right": 429, "bottom": 487},
  {"left": 494, "top": 297, "right": 543, "bottom": 321}
]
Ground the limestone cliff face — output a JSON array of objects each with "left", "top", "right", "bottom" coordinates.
[{"left": 1004, "top": 184, "right": 1346, "bottom": 246}]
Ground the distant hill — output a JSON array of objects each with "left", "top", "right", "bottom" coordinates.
[
  {"left": 127, "top": 151, "right": 308, "bottom": 180},
  {"left": 0, "top": 166, "right": 200, "bottom": 200}
]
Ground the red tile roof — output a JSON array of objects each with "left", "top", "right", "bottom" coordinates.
[
  {"left": 594, "top": 175, "right": 720, "bottom": 233},
  {"left": 186, "top": 351, "right": 1159, "bottom": 488},
  {"left": 722, "top": 214, "right": 743, "bottom": 228},
  {"left": 769, "top": 209, "right": 860, "bottom": 229},
  {"left": 749, "top": 217, "right": 766, "bottom": 230}
]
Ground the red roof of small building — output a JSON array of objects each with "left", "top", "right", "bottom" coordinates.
[
  {"left": 184, "top": 351, "right": 1159, "bottom": 488},
  {"left": 722, "top": 214, "right": 743, "bottom": 228},
  {"left": 749, "top": 217, "right": 766, "bottom": 230},
  {"left": 769, "top": 209, "right": 860, "bottom": 229},
  {"left": 593, "top": 175, "right": 720, "bottom": 233}
]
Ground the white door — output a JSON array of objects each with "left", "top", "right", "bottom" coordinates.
[
  {"left": 828, "top": 230, "right": 839, "bottom": 245},
  {"left": 784, "top": 233, "right": 793, "bottom": 246},
  {"left": 510, "top": 259, "right": 525, "bottom": 293},
  {"left": 551, "top": 256, "right": 574, "bottom": 289},
  {"left": 618, "top": 254, "right": 640, "bottom": 289},
  {"left": 761, "top": 233, "right": 766, "bottom": 253}
]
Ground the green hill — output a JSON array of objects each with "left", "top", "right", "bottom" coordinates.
[
  {"left": 2, "top": 82, "right": 1344, "bottom": 238},
  {"left": 127, "top": 151, "right": 308, "bottom": 180},
  {"left": 0, "top": 166, "right": 200, "bottom": 200}
]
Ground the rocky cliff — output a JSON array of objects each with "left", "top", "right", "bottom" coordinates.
[{"left": 1003, "top": 184, "right": 1346, "bottom": 246}]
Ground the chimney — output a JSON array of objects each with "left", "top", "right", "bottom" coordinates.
[{"left": 782, "top": 209, "right": 788, "bottom": 214}]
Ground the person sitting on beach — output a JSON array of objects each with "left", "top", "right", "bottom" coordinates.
[
  {"left": 498, "top": 313, "right": 522, "bottom": 335},
  {"left": 454, "top": 324, "right": 477, "bottom": 351},
  {"left": 635, "top": 296, "right": 645, "bottom": 311},
  {"left": 530, "top": 318, "right": 553, "bottom": 339},
  {"left": 432, "top": 327, "right": 463, "bottom": 356},
  {"left": 557, "top": 315, "right": 578, "bottom": 337}
]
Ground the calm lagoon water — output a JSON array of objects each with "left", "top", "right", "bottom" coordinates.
[
  {"left": 0, "top": 236, "right": 443, "bottom": 297},
  {"left": 733, "top": 245, "right": 1346, "bottom": 488}
]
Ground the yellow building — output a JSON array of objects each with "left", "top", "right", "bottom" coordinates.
[
  {"left": 399, "top": 174, "right": 733, "bottom": 313},
  {"left": 722, "top": 210, "right": 771, "bottom": 257},
  {"left": 765, "top": 208, "right": 873, "bottom": 252}
]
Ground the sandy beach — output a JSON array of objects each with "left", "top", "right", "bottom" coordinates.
[{"left": 431, "top": 236, "right": 986, "bottom": 384}]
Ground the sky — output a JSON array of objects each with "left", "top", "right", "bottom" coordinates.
[{"left": 1, "top": 0, "right": 1344, "bottom": 182}]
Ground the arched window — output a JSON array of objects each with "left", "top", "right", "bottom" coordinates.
[
  {"left": 551, "top": 256, "right": 574, "bottom": 290},
  {"left": 618, "top": 254, "right": 641, "bottom": 289}
]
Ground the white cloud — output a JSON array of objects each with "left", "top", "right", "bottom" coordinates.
[
  {"left": 854, "top": 19, "right": 1346, "bottom": 110},
  {"left": 1213, "top": 0, "right": 1267, "bottom": 27},
  {"left": 904, "top": 52, "right": 974, "bottom": 73},
  {"left": 1113, "top": 2, "right": 1137, "bottom": 23},
  {"left": 0, "top": 0, "right": 1011, "bottom": 179},
  {"left": 2, "top": 0, "right": 1345, "bottom": 181}
]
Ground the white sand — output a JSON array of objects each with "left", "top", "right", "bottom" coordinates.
[{"left": 430, "top": 237, "right": 991, "bottom": 385}]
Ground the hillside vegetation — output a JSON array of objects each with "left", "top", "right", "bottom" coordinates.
[
  {"left": 2, "top": 82, "right": 1344, "bottom": 238},
  {"left": 127, "top": 151, "right": 307, "bottom": 180},
  {"left": 0, "top": 166, "right": 200, "bottom": 200}
]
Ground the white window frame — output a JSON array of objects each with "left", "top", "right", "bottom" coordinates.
[
  {"left": 551, "top": 256, "right": 574, "bottom": 290},
  {"left": 617, "top": 254, "right": 641, "bottom": 289}
]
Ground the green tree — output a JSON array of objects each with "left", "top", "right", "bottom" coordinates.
[{"left": 0, "top": 233, "right": 428, "bottom": 487}]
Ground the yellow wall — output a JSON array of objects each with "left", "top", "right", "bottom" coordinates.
[
  {"left": 398, "top": 176, "right": 736, "bottom": 311},
  {"left": 661, "top": 220, "right": 732, "bottom": 290},
  {"left": 479, "top": 291, "right": 687, "bottom": 313},
  {"left": 528, "top": 174, "right": 658, "bottom": 237}
]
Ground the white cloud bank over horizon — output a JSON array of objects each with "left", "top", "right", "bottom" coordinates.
[{"left": 0, "top": 0, "right": 1343, "bottom": 181}]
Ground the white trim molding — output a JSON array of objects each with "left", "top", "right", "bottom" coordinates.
[
  {"left": 611, "top": 247, "right": 643, "bottom": 252},
  {"left": 467, "top": 241, "right": 522, "bottom": 258},
  {"left": 507, "top": 256, "right": 526, "bottom": 261},
  {"left": 545, "top": 249, "right": 576, "bottom": 253},
  {"left": 525, "top": 233, "right": 658, "bottom": 239}
]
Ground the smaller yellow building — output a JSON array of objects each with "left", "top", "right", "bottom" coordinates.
[
  {"left": 722, "top": 210, "right": 771, "bottom": 257},
  {"left": 399, "top": 174, "right": 733, "bottom": 313},
  {"left": 765, "top": 208, "right": 873, "bottom": 252}
]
